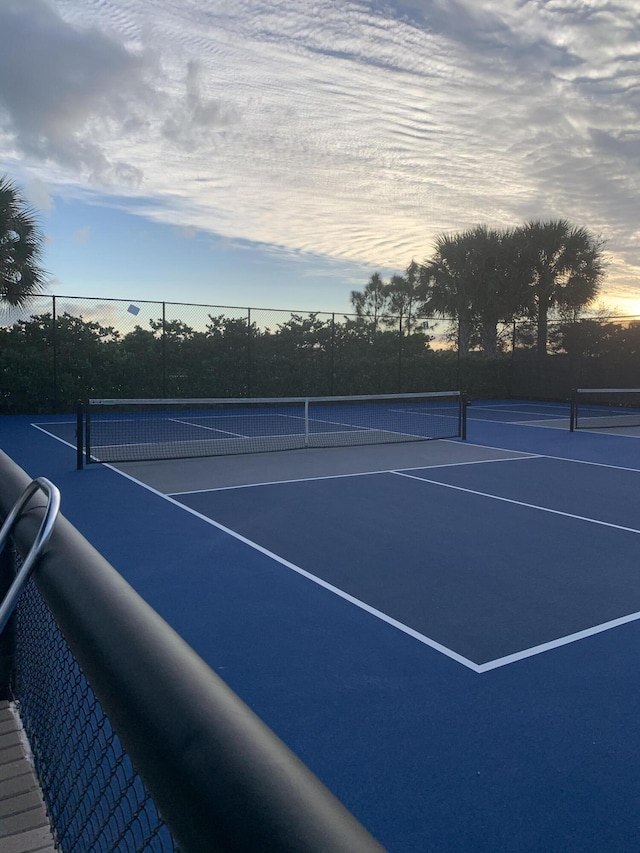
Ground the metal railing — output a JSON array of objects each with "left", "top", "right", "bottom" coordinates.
[
  {"left": 0, "top": 450, "right": 386, "bottom": 852},
  {"left": 0, "top": 478, "right": 60, "bottom": 633}
]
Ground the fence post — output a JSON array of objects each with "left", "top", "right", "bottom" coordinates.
[
  {"left": 456, "top": 318, "right": 461, "bottom": 392},
  {"left": 330, "top": 314, "right": 335, "bottom": 396},
  {"left": 52, "top": 295, "right": 58, "bottom": 414},
  {"left": 247, "top": 308, "right": 252, "bottom": 397},
  {"left": 398, "top": 315, "right": 403, "bottom": 392},
  {"left": 161, "top": 302, "right": 167, "bottom": 398}
]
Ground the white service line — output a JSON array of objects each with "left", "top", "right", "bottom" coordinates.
[
  {"left": 31, "top": 423, "right": 76, "bottom": 448},
  {"left": 169, "top": 417, "right": 248, "bottom": 438},
  {"left": 392, "top": 470, "right": 640, "bottom": 535},
  {"left": 469, "top": 405, "right": 567, "bottom": 417},
  {"left": 168, "top": 453, "right": 541, "bottom": 495},
  {"left": 462, "top": 437, "right": 640, "bottom": 473},
  {"left": 476, "top": 611, "right": 640, "bottom": 672}
]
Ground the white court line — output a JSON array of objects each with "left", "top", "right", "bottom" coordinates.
[
  {"left": 477, "top": 611, "right": 640, "bottom": 672},
  {"left": 168, "top": 454, "right": 542, "bottom": 496},
  {"left": 169, "top": 417, "right": 248, "bottom": 438},
  {"left": 104, "top": 464, "right": 483, "bottom": 673},
  {"left": 468, "top": 405, "right": 567, "bottom": 418},
  {"left": 578, "top": 427, "right": 640, "bottom": 440},
  {"left": 113, "top": 461, "right": 640, "bottom": 674},
  {"left": 29, "top": 422, "right": 640, "bottom": 674},
  {"left": 31, "top": 423, "right": 77, "bottom": 446},
  {"left": 507, "top": 420, "right": 572, "bottom": 429},
  {"left": 83, "top": 430, "right": 313, "bottom": 454},
  {"left": 169, "top": 470, "right": 384, "bottom": 495},
  {"left": 463, "top": 437, "right": 640, "bottom": 474},
  {"left": 393, "top": 470, "right": 640, "bottom": 535},
  {"left": 467, "top": 414, "right": 567, "bottom": 427},
  {"left": 472, "top": 402, "right": 566, "bottom": 409},
  {"left": 275, "top": 408, "right": 454, "bottom": 440},
  {"left": 470, "top": 413, "right": 640, "bottom": 434}
]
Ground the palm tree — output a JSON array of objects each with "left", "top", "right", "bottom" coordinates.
[
  {"left": 419, "top": 231, "right": 478, "bottom": 355},
  {"left": 419, "top": 226, "right": 528, "bottom": 356},
  {"left": 516, "top": 219, "right": 605, "bottom": 355},
  {"left": 0, "top": 175, "right": 47, "bottom": 310},
  {"left": 470, "top": 225, "right": 532, "bottom": 357}
]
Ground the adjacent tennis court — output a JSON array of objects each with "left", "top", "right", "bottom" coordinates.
[{"left": 5, "top": 394, "right": 640, "bottom": 851}]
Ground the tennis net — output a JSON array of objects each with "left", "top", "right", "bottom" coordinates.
[
  {"left": 570, "top": 388, "right": 640, "bottom": 431},
  {"left": 78, "top": 391, "right": 466, "bottom": 465}
]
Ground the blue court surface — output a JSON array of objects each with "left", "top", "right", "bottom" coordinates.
[{"left": 4, "top": 398, "right": 640, "bottom": 851}]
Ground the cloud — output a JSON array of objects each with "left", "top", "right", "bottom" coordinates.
[
  {"left": 162, "top": 61, "right": 239, "bottom": 150},
  {"left": 0, "top": 0, "right": 638, "bottom": 301},
  {"left": 24, "top": 176, "right": 54, "bottom": 211},
  {"left": 0, "top": 0, "right": 152, "bottom": 183}
]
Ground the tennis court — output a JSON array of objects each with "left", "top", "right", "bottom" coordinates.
[{"left": 4, "top": 395, "right": 640, "bottom": 851}]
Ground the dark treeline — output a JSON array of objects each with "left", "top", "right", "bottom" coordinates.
[
  {"left": 3, "top": 302, "right": 640, "bottom": 414},
  {"left": 0, "top": 307, "right": 509, "bottom": 414}
]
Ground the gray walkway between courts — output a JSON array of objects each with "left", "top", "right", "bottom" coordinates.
[
  {"left": 0, "top": 701, "right": 56, "bottom": 853},
  {"left": 113, "top": 438, "right": 532, "bottom": 494}
]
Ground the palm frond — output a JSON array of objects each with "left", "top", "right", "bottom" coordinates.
[{"left": 0, "top": 175, "right": 48, "bottom": 310}]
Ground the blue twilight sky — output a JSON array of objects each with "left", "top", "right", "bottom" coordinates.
[{"left": 1, "top": 0, "right": 639, "bottom": 317}]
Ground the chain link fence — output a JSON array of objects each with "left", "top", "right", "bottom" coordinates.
[
  {"left": 2, "top": 294, "right": 639, "bottom": 412},
  {"left": 0, "top": 296, "right": 465, "bottom": 412},
  {"left": 9, "top": 572, "right": 176, "bottom": 852},
  {"left": 510, "top": 314, "right": 640, "bottom": 399}
]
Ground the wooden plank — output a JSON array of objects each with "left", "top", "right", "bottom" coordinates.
[{"left": 0, "top": 701, "right": 55, "bottom": 852}]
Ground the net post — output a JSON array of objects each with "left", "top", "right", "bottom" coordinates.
[
  {"left": 304, "top": 398, "right": 310, "bottom": 447},
  {"left": 460, "top": 393, "right": 467, "bottom": 440},
  {"left": 569, "top": 389, "right": 576, "bottom": 432},
  {"left": 76, "top": 400, "right": 84, "bottom": 470},
  {"left": 85, "top": 402, "right": 92, "bottom": 465}
]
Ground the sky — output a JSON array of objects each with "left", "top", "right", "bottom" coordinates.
[{"left": 1, "top": 0, "right": 639, "bottom": 318}]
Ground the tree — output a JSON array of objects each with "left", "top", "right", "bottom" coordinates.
[
  {"left": 0, "top": 312, "right": 121, "bottom": 412},
  {"left": 0, "top": 175, "right": 47, "bottom": 309},
  {"left": 419, "top": 232, "right": 476, "bottom": 355},
  {"left": 419, "top": 226, "right": 529, "bottom": 357},
  {"left": 387, "top": 261, "right": 422, "bottom": 334},
  {"left": 350, "top": 272, "right": 390, "bottom": 333},
  {"left": 516, "top": 219, "right": 605, "bottom": 355},
  {"left": 263, "top": 313, "right": 335, "bottom": 395},
  {"left": 468, "top": 225, "right": 531, "bottom": 357},
  {"left": 419, "top": 221, "right": 604, "bottom": 357}
]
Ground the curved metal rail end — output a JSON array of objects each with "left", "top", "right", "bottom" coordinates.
[{"left": 0, "top": 478, "right": 61, "bottom": 634}]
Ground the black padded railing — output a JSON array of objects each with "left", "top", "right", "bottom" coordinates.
[{"left": 0, "top": 450, "right": 386, "bottom": 852}]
